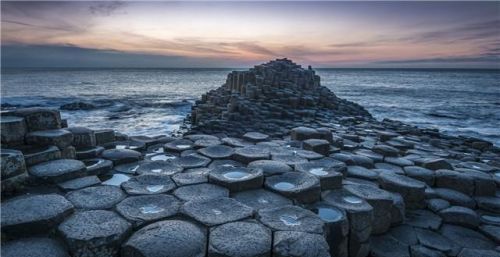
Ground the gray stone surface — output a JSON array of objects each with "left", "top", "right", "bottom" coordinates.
[
  {"left": 66, "top": 185, "right": 126, "bottom": 210},
  {"left": 243, "top": 132, "right": 270, "bottom": 142},
  {"left": 182, "top": 197, "right": 253, "bottom": 226},
  {"left": 434, "top": 188, "right": 476, "bottom": 208},
  {"left": 171, "top": 170, "right": 208, "bottom": 186},
  {"left": 135, "top": 160, "right": 183, "bottom": 176},
  {"left": 198, "top": 145, "right": 235, "bottom": 159},
  {"left": 101, "top": 149, "right": 142, "bottom": 165},
  {"left": 378, "top": 171, "right": 426, "bottom": 208},
  {"left": 265, "top": 172, "right": 321, "bottom": 204},
  {"left": 1, "top": 116, "right": 27, "bottom": 145},
  {"left": 171, "top": 154, "right": 211, "bottom": 169},
  {"left": 164, "top": 139, "right": 195, "bottom": 152},
  {"left": 1, "top": 194, "right": 74, "bottom": 237},
  {"left": 309, "top": 203, "right": 349, "bottom": 257},
  {"left": 29, "top": 159, "right": 86, "bottom": 183},
  {"left": 209, "top": 166, "right": 263, "bottom": 192},
  {"left": 346, "top": 165, "right": 378, "bottom": 180},
  {"left": 404, "top": 166, "right": 435, "bottom": 185},
  {"left": 9, "top": 107, "right": 62, "bottom": 131},
  {"left": 439, "top": 206, "right": 479, "bottom": 228},
  {"left": 415, "top": 228, "right": 459, "bottom": 256},
  {"left": 371, "top": 234, "right": 410, "bottom": 257},
  {"left": 57, "top": 175, "right": 101, "bottom": 191},
  {"left": 208, "top": 220, "right": 272, "bottom": 257},
  {"left": 440, "top": 224, "right": 496, "bottom": 250},
  {"left": 1, "top": 149, "right": 26, "bottom": 179},
  {"left": 83, "top": 158, "right": 113, "bottom": 176},
  {"left": 233, "top": 189, "right": 292, "bottom": 211},
  {"left": 406, "top": 210, "right": 442, "bottom": 230},
  {"left": 273, "top": 231, "right": 330, "bottom": 257},
  {"left": 248, "top": 160, "right": 292, "bottom": 176},
  {"left": 1, "top": 237, "right": 70, "bottom": 257},
  {"left": 121, "top": 174, "right": 176, "bottom": 195},
  {"left": 67, "top": 127, "right": 97, "bottom": 148},
  {"left": 122, "top": 220, "right": 207, "bottom": 257},
  {"left": 58, "top": 210, "right": 131, "bottom": 257},
  {"left": 25, "top": 129, "right": 73, "bottom": 149},
  {"left": 303, "top": 138, "right": 330, "bottom": 155},
  {"left": 174, "top": 183, "right": 229, "bottom": 202},
  {"left": 476, "top": 196, "right": 500, "bottom": 213},
  {"left": 116, "top": 194, "right": 181, "bottom": 227},
  {"left": 257, "top": 205, "right": 325, "bottom": 234},
  {"left": 435, "top": 169, "right": 474, "bottom": 195}
]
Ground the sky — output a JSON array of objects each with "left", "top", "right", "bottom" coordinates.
[{"left": 1, "top": 1, "right": 499, "bottom": 68}]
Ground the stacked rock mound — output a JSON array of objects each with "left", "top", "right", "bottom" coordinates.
[
  {"left": 1, "top": 60, "right": 500, "bottom": 257},
  {"left": 188, "top": 58, "right": 372, "bottom": 137}
]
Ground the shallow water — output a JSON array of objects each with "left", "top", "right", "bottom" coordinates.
[{"left": 2, "top": 68, "right": 499, "bottom": 145}]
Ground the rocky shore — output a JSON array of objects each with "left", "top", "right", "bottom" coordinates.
[{"left": 1, "top": 59, "right": 499, "bottom": 257}]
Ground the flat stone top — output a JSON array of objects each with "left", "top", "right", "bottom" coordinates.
[
  {"left": 265, "top": 172, "right": 320, "bottom": 192},
  {"left": 122, "top": 220, "right": 207, "bottom": 257},
  {"left": 1, "top": 194, "right": 74, "bottom": 227},
  {"left": 27, "top": 129, "right": 71, "bottom": 136},
  {"left": 233, "top": 189, "right": 292, "bottom": 210},
  {"left": 101, "top": 149, "right": 142, "bottom": 160},
  {"left": 378, "top": 171, "right": 426, "bottom": 189},
  {"left": 322, "top": 189, "right": 373, "bottom": 213},
  {"left": 1, "top": 237, "right": 70, "bottom": 257},
  {"left": 58, "top": 210, "right": 131, "bottom": 240},
  {"left": 209, "top": 220, "right": 272, "bottom": 256},
  {"left": 66, "top": 185, "right": 126, "bottom": 210},
  {"left": 28, "top": 159, "right": 86, "bottom": 177},
  {"left": 181, "top": 197, "right": 254, "bottom": 226},
  {"left": 344, "top": 183, "right": 393, "bottom": 201},
  {"left": 257, "top": 205, "right": 325, "bottom": 234},
  {"left": 1, "top": 116, "right": 24, "bottom": 123}
]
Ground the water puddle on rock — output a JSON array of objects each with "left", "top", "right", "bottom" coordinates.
[
  {"left": 176, "top": 144, "right": 191, "bottom": 149},
  {"left": 151, "top": 154, "right": 176, "bottom": 161},
  {"left": 343, "top": 196, "right": 363, "bottom": 204},
  {"left": 258, "top": 198, "right": 269, "bottom": 204},
  {"left": 146, "top": 185, "right": 164, "bottom": 193},
  {"left": 223, "top": 171, "right": 250, "bottom": 180},
  {"left": 102, "top": 174, "right": 130, "bottom": 186},
  {"left": 317, "top": 207, "right": 342, "bottom": 222},
  {"left": 140, "top": 204, "right": 164, "bottom": 214},
  {"left": 280, "top": 214, "right": 301, "bottom": 226},
  {"left": 309, "top": 167, "right": 328, "bottom": 176},
  {"left": 274, "top": 182, "right": 295, "bottom": 190},
  {"left": 151, "top": 169, "right": 163, "bottom": 173}
]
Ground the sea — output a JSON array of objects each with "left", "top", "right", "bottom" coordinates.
[{"left": 1, "top": 68, "right": 499, "bottom": 146}]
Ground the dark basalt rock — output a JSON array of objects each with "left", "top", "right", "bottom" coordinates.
[
  {"left": 122, "top": 220, "right": 207, "bottom": 257},
  {"left": 164, "top": 139, "right": 195, "bottom": 152},
  {"left": 257, "top": 205, "right": 325, "bottom": 234},
  {"left": 209, "top": 166, "right": 263, "bottom": 192},
  {"left": 414, "top": 228, "right": 460, "bottom": 256},
  {"left": 58, "top": 210, "right": 132, "bottom": 257},
  {"left": 135, "top": 160, "right": 183, "bottom": 176},
  {"left": 439, "top": 206, "right": 479, "bottom": 228},
  {"left": 233, "top": 189, "right": 293, "bottom": 210},
  {"left": 1, "top": 194, "right": 74, "bottom": 237},
  {"left": 57, "top": 175, "right": 101, "bottom": 191},
  {"left": 198, "top": 144, "right": 235, "bottom": 159},
  {"left": 303, "top": 138, "right": 330, "bottom": 155},
  {"left": 67, "top": 127, "right": 97, "bottom": 148},
  {"left": 171, "top": 154, "right": 211, "bottom": 169},
  {"left": 116, "top": 194, "right": 181, "bottom": 227},
  {"left": 309, "top": 202, "right": 349, "bottom": 257},
  {"left": 295, "top": 161, "right": 343, "bottom": 190},
  {"left": 8, "top": 107, "right": 62, "bottom": 132},
  {"left": 208, "top": 159, "right": 244, "bottom": 169},
  {"left": 75, "top": 146, "right": 105, "bottom": 160},
  {"left": 406, "top": 210, "right": 442, "bottom": 230},
  {"left": 66, "top": 185, "right": 126, "bottom": 210},
  {"left": 60, "top": 101, "right": 96, "bottom": 110},
  {"left": 1, "top": 237, "right": 70, "bottom": 257},
  {"left": 272, "top": 154, "right": 308, "bottom": 166},
  {"left": 435, "top": 169, "right": 474, "bottom": 196},
  {"left": 370, "top": 234, "right": 410, "bottom": 257},
  {"left": 101, "top": 149, "right": 142, "bottom": 165},
  {"left": 171, "top": 170, "right": 208, "bottom": 186},
  {"left": 265, "top": 172, "right": 321, "bottom": 204},
  {"left": 273, "top": 231, "right": 331, "bottom": 257},
  {"left": 174, "top": 183, "right": 229, "bottom": 202},
  {"left": 475, "top": 196, "right": 500, "bottom": 213},
  {"left": 404, "top": 166, "right": 435, "bottom": 185},
  {"left": 433, "top": 188, "right": 476, "bottom": 208},
  {"left": 378, "top": 171, "right": 426, "bottom": 209},
  {"left": 232, "top": 146, "right": 270, "bottom": 164},
  {"left": 440, "top": 224, "right": 497, "bottom": 250},
  {"left": 243, "top": 132, "right": 270, "bottom": 142},
  {"left": 181, "top": 197, "right": 253, "bottom": 226},
  {"left": 346, "top": 165, "right": 378, "bottom": 181},
  {"left": 1, "top": 149, "right": 26, "bottom": 179},
  {"left": 1, "top": 116, "right": 27, "bottom": 145},
  {"left": 25, "top": 129, "right": 73, "bottom": 149},
  {"left": 28, "top": 159, "right": 86, "bottom": 183},
  {"left": 83, "top": 158, "right": 113, "bottom": 176},
  {"left": 208, "top": 220, "right": 272, "bottom": 257},
  {"left": 121, "top": 174, "right": 176, "bottom": 195}
]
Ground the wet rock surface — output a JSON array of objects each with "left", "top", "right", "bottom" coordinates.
[{"left": 2, "top": 59, "right": 499, "bottom": 257}]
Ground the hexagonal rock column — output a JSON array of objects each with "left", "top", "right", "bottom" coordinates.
[
  {"left": 95, "top": 129, "right": 115, "bottom": 145},
  {"left": 208, "top": 220, "right": 272, "bottom": 257},
  {"left": 372, "top": 144, "right": 399, "bottom": 157},
  {"left": 243, "top": 132, "right": 270, "bottom": 142},
  {"left": 248, "top": 160, "right": 292, "bottom": 176},
  {"left": 83, "top": 158, "right": 113, "bottom": 176},
  {"left": 435, "top": 169, "right": 474, "bottom": 196},
  {"left": 439, "top": 206, "right": 479, "bottom": 228},
  {"left": 378, "top": 171, "right": 426, "bottom": 209},
  {"left": 232, "top": 146, "right": 270, "bottom": 164},
  {"left": 121, "top": 174, "right": 176, "bottom": 195},
  {"left": 135, "top": 161, "right": 183, "bottom": 176},
  {"left": 174, "top": 183, "right": 229, "bottom": 202},
  {"left": 265, "top": 172, "right": 321, "bottom": 204},
  {"left": 1, "top": 116, "right": 27, "bottom": 146},
  {"left": 122, "top": 220, "right": 207, "bottom": 257},
  {"left": 322, "top": 189, "right": 373, "bottom": 257},
  {"left": 233, "top": 189, "right": 292, "bottom": 211},
  {"left": 309, "top": 203, "right": 349, "bottom": 257},
  {"left": 25, "top": 129, "right": 73, "bottom": 149},
  {"left": 209, "top": 166, "right": 263, "bottom": 192},
  {"left": 116, "top": 194, "right": 181, "bottom": 227},
  {"left": 303, "top": 139, "right": 330, "bottom": 156},
  {"left": 58, "top": 176, "right": 101, "bottom": 191},
  {"left": 164, "top": 139, "right": 195, "bottom": 152},
  {"left": 257, "top": 205, "right": 325, "bottom": 234},
  {"left": 1, "top": 149, "right": 27, "bottom": 184},
  {"left": 28, "top": 159, "right": 86, "bottom": 183},
  {"left": 417, "top": 157, "right": 452, "bottom": 170},
  {"left": 1, "top": 194, "right": 74, "bottom": 237},
  {"left": 290, "top": 127, "right": 319, "bottom": 141},
  {"left": 1, "top": 237, "right": 70, "bottom": 257},
  {"left": 295, "top": 161, "right": 344, "bottom": 190},
  {"left": 58, "top": 210, "right": 132, "bottom": 257},
  {"left": 20, "top": 145, "right": 61, "bottom": 166},
  {"left": 181, "top": 197, "right": 253, "bottom": 227},
  {"left": 100, "top": 149, "right": 142, "bottom": 165},
  {"left": 370, "top": 234, "right": 410, "bottom": 257},
  {"left": 273, "top": 231, "right": 331, "bottom": 257},
  {"left": 403, "top": 166, "right": 435, "bottom": 186},
  {"left": 171, "top": 154, "right": 211, "bottom": 169},
  {"left": 344, "top": 183, "right": 393, "bottom": 234},
  {"left": 9, "top": 107, "right": 62, "bottom": 132},
  {"left": 198, "top": 145, "right": 235, "bottom": 159},
  {"left": 66, "top": 185, "right": 126, "bottom": 210}
]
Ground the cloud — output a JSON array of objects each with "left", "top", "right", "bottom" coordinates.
[{"left": 89, "top": 1, "right": 126, "bottom": 16}]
